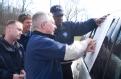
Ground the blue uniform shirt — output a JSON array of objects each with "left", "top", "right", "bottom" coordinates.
[{"left": 54, "top": 19, "right": 98, "bottom": 44}]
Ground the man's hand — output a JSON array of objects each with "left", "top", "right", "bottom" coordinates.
[
  {"left": 13, "top": 70, "right": 25, "bottom": 79},
  {"left": 86, "top": 38, "right": 96, "bottom": 52},
  {"left": 20, "top": 70, "right": 26, "bottom": 76},
  {"left": 94, "top": 14, "right": 110, "bottom": 26},
  {"left": 19, "top": 70, "right": 26, "bottom": 79},
  {"left": 19, "top": 74, "right": 25, "bottom": 79},
  {"left": 13, "top": 74, "right": 21, "bottom": 79}
]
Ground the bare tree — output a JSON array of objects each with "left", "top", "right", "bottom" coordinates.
[
  {"left": 0, "top": 0, "right": 5, "bottom": 25},
  {"left": 0, "top": 0, "right": 33, "bottom": 34},
  {"left": 64, "top": 5, "right": 81, "bottom": 21},
  {"left": 0, "top": 0, "right": 4, "bottom": 33},
  {"left": 21, "top": 0, "right": 33, "bottom": 13},
  {"left": 64, "top": 0, "right": 89, "bottom": 22}
]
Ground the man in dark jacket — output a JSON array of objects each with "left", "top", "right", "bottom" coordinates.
[
  {"left": 25, "top": 12, "right": 96, "bottom": 79},
  {"left": 50, "top": 5, "right": 108, "bottom": 79},
  {"left": 18, "top": 13, "right": 32, "bottom": 50},
  {"left": 0, "top": 20, "right": 25, "bottom": 79}
]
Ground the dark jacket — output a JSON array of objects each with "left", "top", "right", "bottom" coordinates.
[
  {"left": 0, "top": 37, "right": 24, "bottom": 79},
  {"left": 54, "top": 19, "right": 97, "bottom": 44},
  {"left": 25, "top": 31, "right": 66, "bottom": 79},
  {"left": 54, "top": 19, "right": 98, "bottom": 79},
  {"left": 18, "top": 31, "right": 31, "bottom": 50}
]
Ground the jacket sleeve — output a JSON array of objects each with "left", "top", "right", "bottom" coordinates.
[
  {"left": 28, "top": 36, "right": 88, "bottom": 61},
  {"left": 0, "top": 69, "right": 13, "bottom": 79},
  {"left": 64, "top": 39, "right": 89, "bottom": 60},
  {"left": 44, "top": 39, "right": 66, "bottom": 60},
  {"left": 29, "top": 38, "right": 66, "bottom": 61},
  {"left": 0, "top": 56, "right": 13, "bottom": 79},
  {"left": 69, "top": 19, "right": 98, "bottom": 36}
]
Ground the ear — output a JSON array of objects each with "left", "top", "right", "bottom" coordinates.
[
  {"left": 5, "top": 27, "right": 9, "bottom": 32},
  {"left": 41, "top": 22, "right": 47, "bottom": 29},
  {"left": 5, "top": 27, "right": 11, "bottom": 35},
  {"left": 8, "top": 27, "right": 13, "bottom": 33},
  {"left": 40, "top": 24, "right": 44, "bottom": 30}
]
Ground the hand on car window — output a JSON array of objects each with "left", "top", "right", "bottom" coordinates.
[
  {"left": 94, "top": 14, "right": 110, "bottom": 26},
  {"left": 86, "top": 38, "right": 96, "bottom": 52}
]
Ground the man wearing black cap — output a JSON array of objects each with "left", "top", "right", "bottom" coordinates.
[{"left": 50, "top": 5, "right": 108, "bottom": 79}]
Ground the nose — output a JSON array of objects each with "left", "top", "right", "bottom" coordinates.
[
  {"left": 20, "top": 31, "right": 23, "bottom": 35},
  {"left": 53, "top": 24, "right": 57, "bottom": 29},
  {"left": 55, "top": 25, "right": 57, "bottom": 30},
  {"left": 29, "top": 23, "right": 32, "bottom": 26}
]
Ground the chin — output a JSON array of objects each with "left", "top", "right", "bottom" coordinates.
[
  {"left": 51, "top": 32, "right": 54, "bottom": 35},
  {"left": 17, "top": 36, "right": 21, "bottom": 40}
]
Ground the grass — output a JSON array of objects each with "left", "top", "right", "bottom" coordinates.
[{"left": 74, "top": 36, "right": 81, "bottom": 41}]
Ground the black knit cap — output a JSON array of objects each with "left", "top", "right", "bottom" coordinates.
[{"left": 50, "top": 5, "right": 64, "bottom": 16}]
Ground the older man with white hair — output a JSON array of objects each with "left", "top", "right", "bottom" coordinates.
[{"left": 25, "top": 12, "right": 96, "bottom": 79}]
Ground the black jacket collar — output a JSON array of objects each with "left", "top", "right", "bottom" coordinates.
[
  {"left": 33, "top": 31, "right": 55, "bottom": 39},
  {"left": 21, "top": 31, "right": 31, "bottom": 37},
  {"left": 0, "top": 37, "right": 21, "bottom": 52}
]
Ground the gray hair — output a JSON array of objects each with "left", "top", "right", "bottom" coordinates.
[{"left": 32, "top": 12, "right": 54, "bottom": 31}]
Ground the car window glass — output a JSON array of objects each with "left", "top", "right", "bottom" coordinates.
[
  {"left": 107, "top": 18, "right": 119, "bottom": 41},
  {"left": 111, "top": 18, "right": 121, "bottom": 43},
  {"left": 90, "top": 17, "right": 121, "bottom": 79}
]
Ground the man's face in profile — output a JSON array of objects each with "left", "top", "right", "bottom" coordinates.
[
  {"left": 53, "top": 15, "right": 63, "bottom": 26},
  {"left": 23, "top": 19, "right": 32, "bottom": 33}
]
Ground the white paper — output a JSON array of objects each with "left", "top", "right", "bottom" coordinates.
[{"left": 84, "top": 15, "right": 116, "bottom": 71}]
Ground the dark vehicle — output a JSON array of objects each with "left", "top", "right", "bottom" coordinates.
[
  {"left": 72, "top": 12, "right": 121, "bottom": 79},
  {"left": 89, "top": 12, "right": 121, "bottom": 79}
]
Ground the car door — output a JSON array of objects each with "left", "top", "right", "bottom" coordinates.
[
  {"left": 90, "top": 16, "right": 121, "bottom": 79},
  {"left": 71, "top": 13, "right": 121, "bottom": 79}
]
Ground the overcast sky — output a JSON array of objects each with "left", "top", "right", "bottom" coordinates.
[{"left": 29, "top": 0, "right": 121, "bottom": 18}]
